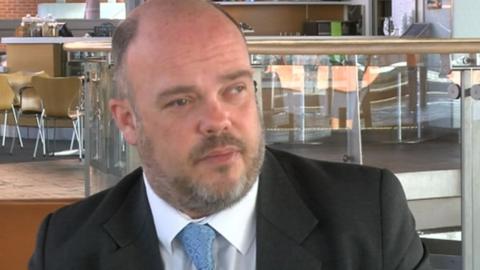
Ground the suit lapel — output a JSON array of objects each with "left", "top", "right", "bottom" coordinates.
[
  {"left": 257, "top": 149, "right": 322, "bottom": 270},
  {"left": 100, "top": 171, "right": 164, "bottom": 270}
]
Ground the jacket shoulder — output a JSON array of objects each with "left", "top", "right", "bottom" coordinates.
[
  {"left": 264, "top": 148, "right": 429, "bottom": 269},
  {"left": 45, "top": 167, "right": 144, "bottom": 242},
  {"left": 267, "top": 147, "right": 385, "bottom": 187},
  {"left": 264, "top": 147, "right": 404, "bottom": 224}
]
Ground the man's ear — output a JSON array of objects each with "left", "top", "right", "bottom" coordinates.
[{"left": 109, "top": 98, "right": 138, "bottom": 145}]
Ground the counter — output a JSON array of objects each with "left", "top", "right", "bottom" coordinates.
[
  {"left": 1, "top": 37, "right": 110, "bottom": 44},
  {"left": 1, "top": 37, "right": 110, "bottom": 76}
]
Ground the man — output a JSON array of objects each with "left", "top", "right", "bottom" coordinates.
[{"left": 29, "top": 0, "right": 432, "bottom": 269}]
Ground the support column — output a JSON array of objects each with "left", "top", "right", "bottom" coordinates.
[{"left": 84, "top": 0, "right": 100, "bottom": 19}]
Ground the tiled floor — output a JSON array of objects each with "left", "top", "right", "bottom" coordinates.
[{"left": 0, "top": 159, "right": 84, "bottom": 199}]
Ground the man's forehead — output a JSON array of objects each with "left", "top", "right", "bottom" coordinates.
[
  {"left": 127, "top": 3, "right": 243, "bottom": 54},
  {"left": 130, "top": 0, "right": 211, "bottom": 17},
  {"left": 126, "top": 33, "right": 249, "bottom": 71},
  {"left": 122, "top": 0, "right": 250, "bottom": 89},
  {"left": 126, "top": 15, "right": 248, "bottom": 67},
  {"left": 131, "top": 1, "right": 229, "bottom": 33}
]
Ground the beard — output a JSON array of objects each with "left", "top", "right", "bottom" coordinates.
[{"left": 138, "top": 125, "right": 265, "bottom": 218}]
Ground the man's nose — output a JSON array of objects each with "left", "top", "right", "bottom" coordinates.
[{"left": 198, "top": 99, "right": 232, "bottom": 136}]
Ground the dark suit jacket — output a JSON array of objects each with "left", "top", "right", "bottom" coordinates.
[{"left": 29, "top": 147, "right": 431, "bottom": 270}]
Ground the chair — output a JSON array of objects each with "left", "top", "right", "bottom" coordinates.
[
  {"left": 10, "top": 85, "right": 43, "bottom": 155},
  {"left": 317, "top": 64, "right": 380, "bottom": 129},
  {"left": 29, "top": 76, "right": 82, "bottom": 158},
  {"left": 7, "top": 71, "right": 50, "bottom": 154},
  {"left": 262, "top": 65, "right": 305, "bottom": 130},
  {"left": 359, "top": 65, "right": 408, "bottom": 128},
  {"left": 0, "top": 75, "right": 24, "bottom": 149},
  {"left": 5, "top": 71, "right": 49, "bottom": 109}
]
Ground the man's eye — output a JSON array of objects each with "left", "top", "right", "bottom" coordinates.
[
  {"left": 165, "top": 98, "right": 191, "bottom": 108},
  {"left": 230, "top": 85, "right": 246, "bottom": 93}
]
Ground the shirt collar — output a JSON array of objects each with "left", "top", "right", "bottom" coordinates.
[{"left": 143, "top": 172, "right": 258, "bottom": 255}]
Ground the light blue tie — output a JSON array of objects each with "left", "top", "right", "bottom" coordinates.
[{"left": 178, "top": 223, "right": 216, "bottom": 270}]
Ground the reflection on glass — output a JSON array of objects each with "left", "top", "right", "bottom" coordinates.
[
  {"left": 253, "top": 53, "right": 460, "bottom": 170},
  {"left": 252, "top": 53, "right": 463, "bottom": 254}
]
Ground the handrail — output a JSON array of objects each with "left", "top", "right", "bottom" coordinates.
[
  {"left": 63, "top": 37, "right": 480, "bottom": 55},
  {"left": 63, "top": 40, "right": 112, "bottom": 52},
  {"left": 247, "top": 37, "right": 480, "bottom": 55}
]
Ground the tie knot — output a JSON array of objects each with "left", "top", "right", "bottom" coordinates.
[{"left": 178, "top": 223, "right": 216, "bottom": 270}]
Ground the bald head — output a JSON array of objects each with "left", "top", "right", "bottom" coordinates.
[
  {"left": 111, "top": 0, "right": 245, "bottom": 99},
  {"left": 109, "top": 0, "right": 263, "bottom": 218}
]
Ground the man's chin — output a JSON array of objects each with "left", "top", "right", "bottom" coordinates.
[
  {"left": 193, "top": 167, "right": 241, "bottom": 190},
  {"left": 178, "top": 171, "right": 254, "bottom": 215},
  {"left": 196, "top": 157, "right": 245, "bottom": 180},
  {"left": 206, "top": 175, "right": 246, "bottom": 195}
]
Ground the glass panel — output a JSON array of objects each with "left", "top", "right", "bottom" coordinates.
[
  {"left": 362, "top": 54, "right": 461, "bottom": 175},
  {"left": 251, "top": 51, "right": 463, "bottom": 263},
  {"left": 37, "top": 3, "right": 126, "bottom": 20},
  {"left": 252, "top": 54, "right": 359, "bottom": 163},
  {"left": 359, "top": 53, "right": 462, "bottom": 253},
  {"left": 83, "top": 58, "right": 138, "bottom": 195}
]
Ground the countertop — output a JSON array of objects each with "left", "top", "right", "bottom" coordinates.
[{"left": 1, "top": 37, "right": 111, "bottom": 44}]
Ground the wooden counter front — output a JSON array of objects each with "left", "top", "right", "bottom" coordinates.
[
  {"left": 0, "top": 199, "right": 79, "bottom": 270},
  {"left": 6, "top": 43, "right": 63, "bottom": 76},
  {"left": 2, "top": 37, "right": 111, "bottom": 77}
]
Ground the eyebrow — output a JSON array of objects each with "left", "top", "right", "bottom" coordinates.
[
  {"left": 156, "top": 85, "right": 198, "bottom": 103},
  {"left": 156, "top": 69, "right": 254, "bottom": 101},
  {"left": 219, "top": 69, "right": 254, "bottom": 82}
]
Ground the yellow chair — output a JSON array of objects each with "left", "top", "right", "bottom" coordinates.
[
  {"left": 262, "top": 65, "right": 305, "bottom": 130},
  {"left": 0, "top": 75, "right": 24, "bottom": 149},
  {"left": 4, "top": 71, "right": 49, "bottom": 111},
  {"left": 29, "top": 76, "right": 82, "bottom": 158},
  {"left": 7, "top": 71, "right": 50, "bottom": 154},
  {"left": 317, "top": 65, "right": 380, "bottom": 129}
]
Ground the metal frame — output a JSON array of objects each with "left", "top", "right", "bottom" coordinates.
[
  {"left": 2, "top": 105, "right": 23, "bottom": 149},
  {"left": 461, "top": 69, "right": 480, "bottom": 270},
  {"left": 33, "top": 109, "right": 47, "bottom": 158}
]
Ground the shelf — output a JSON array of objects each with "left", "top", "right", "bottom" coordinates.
[{"left": 216, "top": 1, "right": 354, "bottom": 6}]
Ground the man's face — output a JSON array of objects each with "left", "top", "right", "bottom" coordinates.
[{"left": 120, "top": 16, "right": 264, "bottom": 217}]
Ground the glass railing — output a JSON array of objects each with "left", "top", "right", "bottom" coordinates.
[{"left": 64, "top": 37, "right": 480, "bottom": 270}]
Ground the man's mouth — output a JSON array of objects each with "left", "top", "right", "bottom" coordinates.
[
  {"left": 195, "top": 146, "right": 241, "bottom": 165},
  {"left": 189, "top": 133, "right": 246, "bottom": 166}
]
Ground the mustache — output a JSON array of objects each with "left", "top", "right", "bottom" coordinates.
[{"left": 189, "top": 133, "right": 246, "bottom": 163}]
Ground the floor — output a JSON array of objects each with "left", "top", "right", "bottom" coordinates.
[
  {"left": 0, "top": 138, "right": 85, "bottom": 200},
  {"left": 0, "top": 159, "right": 84, "bottom": 199},
  {"left": 269, "top": 130, "right": 461, "bottom": 173}
]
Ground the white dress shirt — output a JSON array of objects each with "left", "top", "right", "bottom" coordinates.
[{"left": 143, "top": 173, "right": 258, "bottom": 270}]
